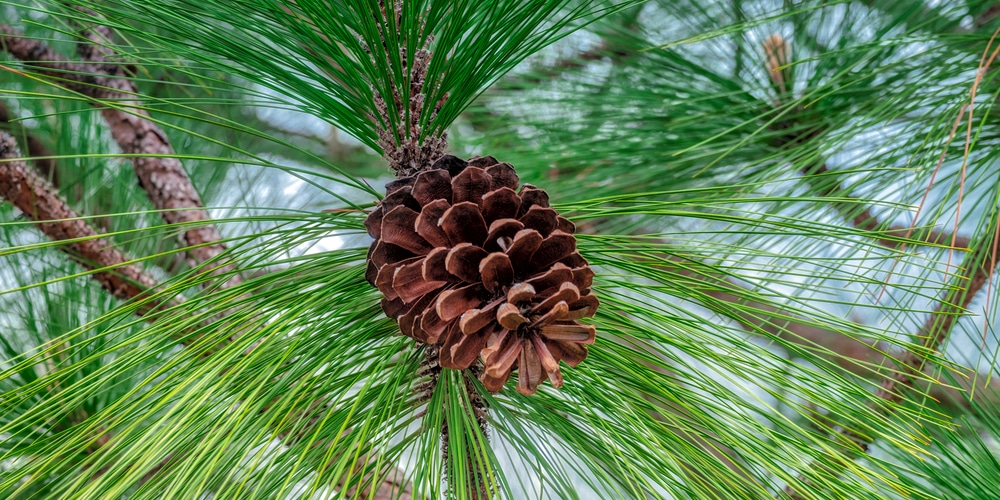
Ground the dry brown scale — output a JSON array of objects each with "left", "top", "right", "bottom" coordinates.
[{"left": 365, "top": 154, "right": 598, "bottom": 395}]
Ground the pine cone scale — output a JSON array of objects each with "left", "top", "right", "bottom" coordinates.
[
  {"left": 479, "top": 252, "right": 513, "bottom": 292},
  {"left": 525, "top": 263, "right": 572, "bottom": 292},
  {"left": 451, "top": 167, "right": 492, "bottom": 205},
  {"left": 382, "top": 206, "right": 432, "bottom": 254},
  {"left": 444, "top": 243, "right": 488, "bottom": 283},
  {"left": 441, "top": 202, "right": 488, "bottom": 246},
  {"left": 441, "top": 323, "right": 491, "bottom": 369},
  {"left": 539, "top": 323, "right": 596, "bottom": 342},
  {"left": 484, "top": 219, "right": 523, "bottom": 252},
  {"left": 436, "top": 284, "right": 486, "bottom": 322},
  {"left": 532, "top": 283, "right": 580, "bottom": 314},
  {"left": 415, "top": 199, "right": 451, "bottom": 247},
  {"left": 392, "top": 259, "right": 445, "bottom": 303},
  {"left": 411, "top": 169, "right": 452, "bottom": 205},
  {"left": 459, "top": 305, "right": 497, "bottom": 335},
  {"left": 531, "top": 301, "right": 568, "bottom": 328},
  {"left": 419, "top": 308, "right": 450, "bottom": 344},
  {"left": 486, "top": 163, "right": 519, "bottom": 190},
  {"left": 526, "top": 231, "right": 576, "bottom": 273},
  {"left": 505, "top": 230, "right": 543, "bottom": 267},
  {"left": 422, "top": 247, "right": 452, "bottom": 281},
  {"left": 518, "top": 342, "right": 544, "bottom": 394},
  {"left": 506, "top": 283, "right": 536, "bottom": 304},
  {"left": 482, "top": 187, "right": 521, "bottom": 221},
  {"left": 520, "top": 206, "right": 559, "bottom": 236}
]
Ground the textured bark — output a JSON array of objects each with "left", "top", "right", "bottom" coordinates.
[
  {"left": 0, "top": 133, "right": 162, "bottom": 314},
  {"left": 0, "top": 26, "right": 240, "bottom": 287},
  {"left": 0, "top": 102, "right": 57, "bottom": 185}
]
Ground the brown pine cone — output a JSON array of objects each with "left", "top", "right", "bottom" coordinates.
[{"left": 365, "top": 155, "right": 598, "bottom": 395}]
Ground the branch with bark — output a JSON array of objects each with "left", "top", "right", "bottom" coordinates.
[
  {"left": 782, "top": 222, "right": 999, "bottom": 499},
  {"left": 0, "top": 102, "right": 58, "bottom": 185},
  {"left": 0, "top": 133, "right": 167, "bottom": 315},
  {"left": 763, "top": 34, "right": 971, "bottom": 250},
  {"left": 0, "top": 23, "right": 240, "bottom": 288},
  {"left": 679, "top": 259, "right": 1000, "bottom": 411}
]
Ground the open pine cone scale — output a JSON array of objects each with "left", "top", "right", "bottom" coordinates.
[{"left": 365, "top": 155, "right": 598, "bottom": 395}]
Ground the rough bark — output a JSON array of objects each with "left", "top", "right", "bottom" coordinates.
[
  {"left": 0, "top": 133, "right": 163, "bottom": 315},
  {"left": 0, "top": 25, "right": 240, "bottom": 287},
  {"left": 0, "top": 102, "right": 57, "bottom": 184}
]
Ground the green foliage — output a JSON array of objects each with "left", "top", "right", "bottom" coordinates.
[
  {"left": 54, "top": 0, "right": 630, "bottom": 150},
  {"left": 1, "top": 0, "right": 999, "bottom": 499}
]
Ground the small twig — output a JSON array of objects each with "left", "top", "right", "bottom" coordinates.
[
  {"left": 462, "top": 365, "right": 492, "bottom": 500},
  {"left": 367, "top": 5, "right": 484, "bottom": 498}
]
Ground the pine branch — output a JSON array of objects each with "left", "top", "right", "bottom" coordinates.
[
  {"left": 0, "top": 15, "right": 415, "bottom": 498},
  {"left": 754, "top": 34, "right": 994, "bottom": 402},
  {"left": 367, "top": 5, "right": 488, "bottom": 498},
  {"left": 871, "top": 232, "right": 998, "bottom": 415},
  {"left": 781, "top": 219, "right": 999, "bottom": 499},
  {"left": 0, "top": 132, "right": 166, "bottom": 315},
  {"left": 0, "top": 24, "right": 241, "bottom": 288},
  {"left": 779, "top": 30, "right": 1000, "bottom": 495},
  {"left": 688, "top": 264, "right": 1000, "bottom": 410},
  {"left": 804, "top": 166, "right": 971, "bottom": 249},
  {"left": 763, "top": 34, "right": 970, "bottom": 250},
  {"left": 371, "top": 3, "right": 447, "bottom": 176}
]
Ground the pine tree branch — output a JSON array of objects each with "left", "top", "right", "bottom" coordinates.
[
  {"left": 685, "top": 263, "right": 1000, "bottom": 411},
  {"left": 759, "top": 34, "right": 1000, "bottom": 496},
  {"left": 977, "top": 5, "right": 1000, "bottom": 28},
  {"left": 784, "top": 32, "right": 1000, "bottom": 486},
  {"left": 0, "top": 132, "right": 166, "bottom": 315},
  {"left": 0, "top": 25, "right": 241, "bottom": 288},
  {"left": 781, "top": 219, "right": 999, "bottom": 499},
  {"left": 870, "top": 230, "right": 998, "bottom": 412},
  {"left": 799, "top": 162, "right": 970, "bottom": 249},
  {"left": 762, "top": 34, "right": 970, "bottom": 250}
]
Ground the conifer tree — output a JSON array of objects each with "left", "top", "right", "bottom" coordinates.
[{"left": 1, "top": 1, "right": 1000, "bottom": 499}]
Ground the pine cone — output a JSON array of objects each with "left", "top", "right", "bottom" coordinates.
[{"left": 365, "top": 155, "right": 598, "bottom": 395}]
